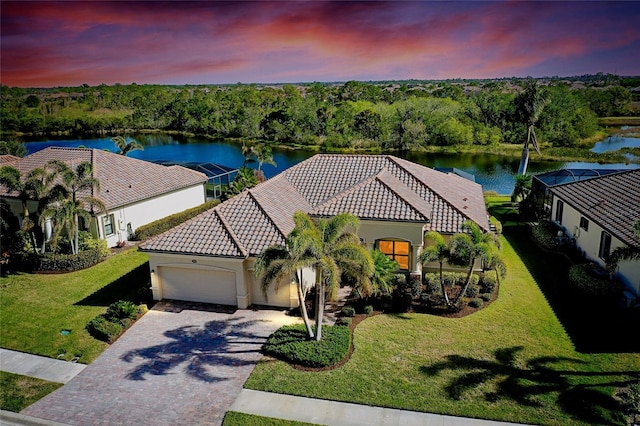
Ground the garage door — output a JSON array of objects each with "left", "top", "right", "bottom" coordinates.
[{"left": 159, "top": 266, "right": 237, "bottom": 306}]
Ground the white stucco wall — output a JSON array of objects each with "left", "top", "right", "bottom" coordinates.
[
  {"left": 551, "top": 194, "right": 639, "bottom": 296},
  {"left": 96, "top": 184, "right": 205, "bottom": 247}
]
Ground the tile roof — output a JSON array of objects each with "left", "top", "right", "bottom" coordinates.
[
  {"left": 0, "top": 147, "right": 207, "bottom": 210},
  {"left": 0, "top": 155, "right": 21, "bottom": 164},
  {"left": 141, "top": 154, "right": 489, "bottom": 258},
  {"left": 550, "top": 169, "right": 640, "bottom": 248}
]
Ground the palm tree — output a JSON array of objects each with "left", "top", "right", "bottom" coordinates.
[
  {"left": 607, "top": 219, "right": 640, "bottom": 270},
  {"left": 111, "top": 136, "right": 144, "bottom": 156},
  {"left": 0, "top": 165, "right": 52, "bottom": 252},
  {"left": 45, "top": 160, "right": 106, "bottom": 254},
  {"left": 515, "top": 80, "right": 548, "bottom": 175},
  {"left": 369, "top": 249, "right": 398, "bottom": 297},
  {"left": 448, "top": 221, "right": 495, "bottom": 307},
  {"left": 511, "top": 174, "right": 532, "bottom": 203},
  {"left": 253, "top": 144, "right": 277, "bottom": 171},
  {"left": 241, "top": 142, "right": 255, "bottom": 167},
  {"left": 255, "top": 229, "right": 316, "bottom": 338},
  {"left": 419, "top": 231, "right": 451, "bottom": 306}
]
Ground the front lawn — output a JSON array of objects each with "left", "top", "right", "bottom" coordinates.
[
  {"left": 0, "top": 248, "right": 150, "bottom": 364},
  {"left": 0, "top": 371, "right": 62, "bottom": 412},
  {"left": 246, "top": 208, "right": 639, "bottom": 425}
]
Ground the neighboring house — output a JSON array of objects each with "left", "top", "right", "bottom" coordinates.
[
  {"left": 0, "top": 147, "right": 207, "bottom": 247},
  {"left": 140, "top": 154, "right": 490, "bottom": 309},
  {"left": 549, "top": 169, "right": 640, "bottom": 297}
]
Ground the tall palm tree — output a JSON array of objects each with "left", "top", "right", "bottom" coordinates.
[
  {"left": 448, "top": 221, "right": 495, "bottom": 307},
  {"left": 255, "top": 230, "right": 316, "bottom": 339},
  {"left": 515, "top": 80, "right": 548, "bottom": 175},
  {"left": 419, "top": 231, "right": 452, "bottom": 306},
  {"left": 607, "top": 219, "right": 640, "bottom": 270},
  {"left": 45, "top": 160, "right": 106, "bottom": 254},
  {"left": 0, "top": 165, "right": 52, "bottom": 252},
  {"left": 111, "top": 136, "right": 144, "bottom": 156},
  {"left": 260, "top": 212, "right": 373, "bottom": 341}
]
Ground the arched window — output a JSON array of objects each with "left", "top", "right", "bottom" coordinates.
[{"left": 377, "top": 239, "right": 410, "bottom": 270}]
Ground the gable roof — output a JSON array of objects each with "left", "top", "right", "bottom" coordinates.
[
  {"left": 550, "top": 169, "right": 640, "bottom": 247},
  {"left": 0, "top": 147, "right": 207, "bottom": 210},
  {"left": 141, "top": 154, "right": 489, "bottom": 258}
]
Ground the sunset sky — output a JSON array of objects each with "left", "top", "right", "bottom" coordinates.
[{"left": 2, "top": 1, "right": 639, "bottom": 88}]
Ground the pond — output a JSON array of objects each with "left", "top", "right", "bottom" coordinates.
[{"left": 25, "top": 134, "right": 640, "bottom": 195}]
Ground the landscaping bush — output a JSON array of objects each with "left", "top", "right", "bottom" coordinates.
[
  {"left": 409, "top": 273, "right": 423, "bottom": 298},
  {"left": 480, "top": 274, "right": 497, "bottom": 294},
  {"left": 105, "top": 300, "right": 139, "bottom": 321},
  {"left": 363, "top": 305, "right": 374, "bottom": 315},
  {"left": 335, "top": 317, "right": 352, "bottom": 327},
  {"left": 130, "top": 199, "right": 219, "bottom": 241},
  {"left": 14, "top": 248, "right": 107, "bottom": 273},
  {"left": 532, "top": 221, "right": 562, "bottom": 251},
  {"left": 340, "top": 306, "right": 356, "bottom": 317},
  {"left": 466, "top": 284, "right": 480, "bottom": 298},
  {"left": 264, "top": 324, "right": 351, "bottom": 368},
  {"left": 79, "top": 234, "right": 110, "bottom": 258},
  {"left": 423, "top": 273, "right": 441, "bottom": 294},
  {"left": 468, "top": 298, "right": 484, "bottom": 308},
  {"left": 481, "top": 293, "right": 493, "bottom": 302},
  {"left": 87, "top": 316, "right": 123, "bottom": 342},
  {"left": 568, "top": 263, "right": 624, "bottom": 300}
]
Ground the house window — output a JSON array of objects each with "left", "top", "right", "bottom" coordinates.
[
  {"left": 555, "top": 200, "right": 564, "bottom": 224},
  {"left": 579, "top": 217, "right": 589, "bottom": 231},
  {"left": 377, "top": 239, "right": 410, "bottom": 270},
  {"left": 103, "top": 214, "right": 115, "bottom": 237},
  {"left": 599, "top": 231, "right": 612, "bottom": 259}
]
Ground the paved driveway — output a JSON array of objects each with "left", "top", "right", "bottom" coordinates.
[{"left": 22, "top": 301, "right": 297, "bottom": 426}]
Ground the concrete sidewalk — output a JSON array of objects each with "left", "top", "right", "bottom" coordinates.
[
  {"left": 0, "top": 348, "right": 86, "bottom": 384},
  {"left": 230, "top": 389, "right": 527, "bottom": 426}
]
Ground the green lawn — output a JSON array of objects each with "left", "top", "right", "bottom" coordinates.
[
  {"left": 0, "top": 248, "right": 150, "bottom": 364},
  {"left": 246, "top": 201, "right": 639, "bottom": 426},
  {"left": 0, "top": 371, "right": 62, "bottom": 412},
  {"left": 222, "top": 412, "right": 318, "bottom": 426}
]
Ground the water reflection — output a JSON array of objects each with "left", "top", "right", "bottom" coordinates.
[{"left": 25, "top": 134, "right": 639, "bottom": 195}]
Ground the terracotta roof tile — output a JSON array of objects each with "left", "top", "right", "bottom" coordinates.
[
  {"left": 141, "top": 154, "right": 490, "bottom": 258},
  {"left": 0, "top": 147, "right": 207, "bottom": 210},
  {"left": 550, "top": 169, "right": 640, "bottom": 247}
]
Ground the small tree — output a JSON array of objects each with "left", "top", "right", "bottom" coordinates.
[
  {"left": 369, "top": 249, "right": 398, "bottom": 297},
  {"left": 419, "top": 231, "right": 451, "bottom": 306}
]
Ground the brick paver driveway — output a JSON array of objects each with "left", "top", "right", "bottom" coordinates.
[{"left": 23, "top": 301, "right": 296, "bottom": 426}]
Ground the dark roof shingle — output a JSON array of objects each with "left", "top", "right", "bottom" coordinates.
[{"left": 550, "top": 169, "right": 640, "bottom": 247}]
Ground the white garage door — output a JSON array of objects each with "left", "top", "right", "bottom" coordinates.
[{"left": 159, "top": 266, "right": 237, "bottom": 306}]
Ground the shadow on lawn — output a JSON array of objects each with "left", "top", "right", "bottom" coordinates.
[
  {"left": 421, "top": 346, "right": 637, "bottom": 425},
  {"left": 502, "top": 224, "right": 640, "bottom": 354},
  {"left": 121, "top": 316, "right": 268, "bottom": 382},
  {"left": 74, "top": 261, "right": 153, "bottom": 307}
]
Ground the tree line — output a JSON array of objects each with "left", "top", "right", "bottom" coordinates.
[{"left": 1, "top": 76, "right": 635, "bottom": 151}]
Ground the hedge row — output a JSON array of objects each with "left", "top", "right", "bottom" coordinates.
[
  {"left": 129, "top": 199, "right": 220, "bottom": 241},
  {"left": 13, "top": 248, "right": 106, "bottom": 272}
]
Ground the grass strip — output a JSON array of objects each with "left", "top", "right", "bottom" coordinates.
[{"left": 0, "top": 371, "right": 62, "bottom": 412}]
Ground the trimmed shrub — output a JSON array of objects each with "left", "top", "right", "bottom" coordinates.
[
  {"left": 340, "top": 306, "right": 356, "bottom": 317},
  {"left": 423, "top": 273, "right": 441, "bottom": 295},
  {"left": 568, "top": 263, "right": 624, "bottom": 300},
  {"left": 466, "top": 284, "right": 480, "bottom": 298},
  {"left": 264, "top": 324, "right": 351, "bottom": 367},
  {"left": 105, "top": 300, "right": 139, "bottom": 321},
  {"left": 335, "top": 317, "right": 352, "bottom": 327},
  {"left": 480, "top": 274, "right": 497, "bottom": 294},
  {"left": 15, "top": 248, "right": 106, "bottom": 272},
  {"left": 409, "top": 273, "right": 423, "bottom": 298},
  {"left": 87, "top": 316, "right": 123, "bottom": 342},
  {"left": 79, "top": 235, "right": 110, "bottom": 258},
  {"left": 130, "top": 199, "right": 219, "bottom": 241},
  {"left": 481, "top": 293, "right": 493, "bottom": 302},
  {"left": 532, "top": 221, "right": 561, "bottom": 251},
  {"left": 363, "top": 305, "right": 374, "bottom": 315},
  {"left": 468, "top": 298, "right": 484, "bottom": 308}
]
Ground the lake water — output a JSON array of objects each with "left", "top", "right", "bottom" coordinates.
[{"left": 25, "top": 134, "right": 640, "bottom": 195}]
